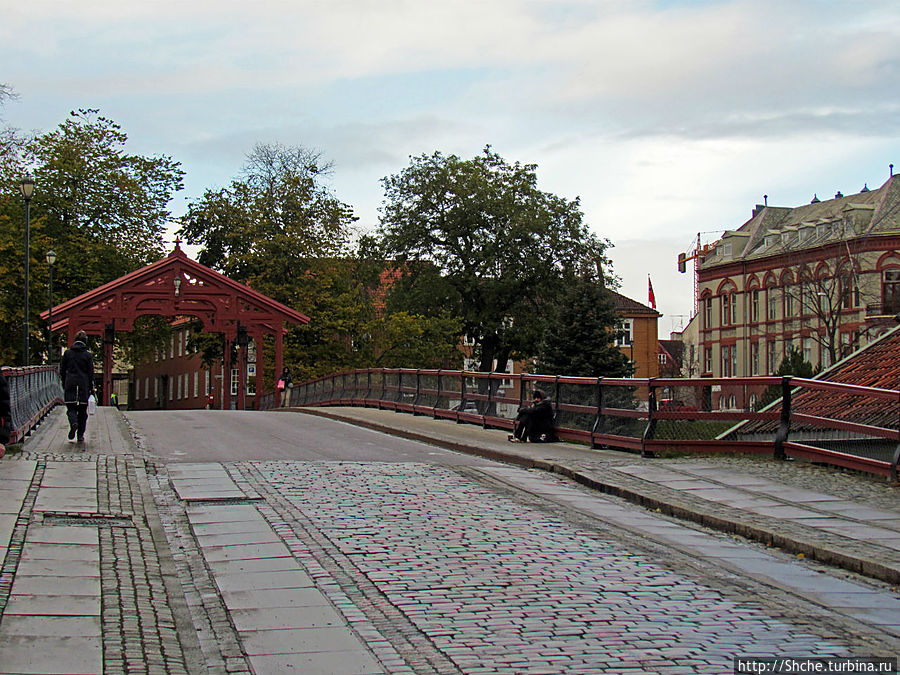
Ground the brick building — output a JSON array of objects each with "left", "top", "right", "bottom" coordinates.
[{"left": 692, "top": 173, "right": 900, "bottom": 407}]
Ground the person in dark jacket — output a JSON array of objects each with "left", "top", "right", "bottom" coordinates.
[
  {"left": 0, "top": 370, "right": 11, "bottom": 457},
  {"left": 509, "top": 388, "right": 556, "bottom": 443},
  {"left": 59, "top": 330, "right": 95, "bottom": 443}
]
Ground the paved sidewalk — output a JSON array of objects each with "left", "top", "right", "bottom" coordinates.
[
  {"left": 1, "top": 404, "right": 898, "bottom": 674},
  {"left": 296, "top": 406, "right": 900, "bottom": 585}
]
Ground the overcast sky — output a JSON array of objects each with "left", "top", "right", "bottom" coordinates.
[{"left": 3, "top": 0, "right": 899, "bottom": 333}]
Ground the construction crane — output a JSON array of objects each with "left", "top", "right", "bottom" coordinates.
[{"left": 677, "top": 233, "right": 714, "bottom": 315}]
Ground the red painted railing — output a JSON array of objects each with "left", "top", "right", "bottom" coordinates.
[
  {"left": 2, "top": 366, "right": 64, "bottom": 444},
  {"left": 267, "top": 369, "right": 900, "bottom": 479}
]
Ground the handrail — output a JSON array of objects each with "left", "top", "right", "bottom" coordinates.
[
  {"left": 263, "top": 368, "right": 899, "bottom": 480},
  {"left": 2, "top": 365, "right": 64, "bottom": 444}
]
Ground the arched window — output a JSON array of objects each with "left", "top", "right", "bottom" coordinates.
[{"left": 749, "top": 393, "right": 758, "bottom": 411}]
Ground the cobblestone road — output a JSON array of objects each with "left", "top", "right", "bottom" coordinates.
[{"left": 218, "top": 460, "right": 894, "bottom": 675}]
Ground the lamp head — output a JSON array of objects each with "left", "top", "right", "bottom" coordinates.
[
  {"left": 46, "top": 250, "right": 57, "bottom": 266},
  {"left": 20, "top": 175, "right": 35, "bottom": 201}
]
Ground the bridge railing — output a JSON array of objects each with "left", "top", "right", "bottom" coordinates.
[
  {"left": 267, "top": 368, "right": 900, "bottom": 480},
  {"left": 2, "top": 366, "right": 64, "bottom": 444}
]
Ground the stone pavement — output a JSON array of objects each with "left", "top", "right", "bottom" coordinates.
[
  {"left": 300, "top": 407, "right": 900, "bottom": 586},
  {"left": 0, "top": 403, "right": 897, "bottom": 674}
]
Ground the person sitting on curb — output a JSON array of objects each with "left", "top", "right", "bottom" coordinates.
[
  {"left": 509, "top": 388, "right": 557, "bottom": 443},
  {"left": 0, "top": 369, "right": 11, "bottom": 458}
]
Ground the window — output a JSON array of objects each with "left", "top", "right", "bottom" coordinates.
[
  {"left": 721, "top": 294, "right": 731, "bottom": 326},
  {"left": 704, "top": 297, "right": 713, "bottom": 329},
  {"left": 803, "top": 337, "right": 813, "bottom": 364},
  {"left": 154, "top": 377, "right": 158, "bottom": 399},
  {"left": 749, "top": 393, "right": 758, "bottom": 411},
  {"left": 194, "top": 371, "right": 199, "bottom": 398},
  {"left": 784, "top": 286, "right": 794, "bottom": 317},
  {"left": 176, "top": 375, "right": 182, "bottom": 400},
  {"left": 231, "top": 369, "right": 240, "bottom": 397},
  {"left": 750, "top": 289, "right": 759, "bottom": 323},
  {"left": 884, "top": 270, "right": 900, "bottom": 314},
  {"left": 615, "top": 319, "right": 632, "bottom": 346},
  {"left": 728, "top": 394, "right": 736, "bottom": 409},
  {"left": 840, "top": 331, "right": 860, "bottom": 358},
  {"left": 658, "top": 353, "right": 667, "bottom": 364},
  {"left": 767, "top": 340, "right": 778, "bottom": 374},
  {"left": 750, "top": 342, "right": 759, "bottom": 375},
  {"left": 720, "top": 345, "right": 736, "bottom": 377},
  {"left": 841, "top": 273, "right": 859, "bottom": 309},
  {"left": 767, "top": 288, "right": 778, "bottom": 320},
  {"left": 704, "top": 347, "right": 712, "bottom": 373}
]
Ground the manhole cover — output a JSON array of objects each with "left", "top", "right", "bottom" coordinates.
[{"left": 41, "top": 512, "right": 134, "bottom": 527}]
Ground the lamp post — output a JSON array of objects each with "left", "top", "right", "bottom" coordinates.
[
  {"left": 46, "top": 250, "right": 56, "bottom": 364},
  {"left": 20, "top": 176, "right": 35, "bottom": 366}
]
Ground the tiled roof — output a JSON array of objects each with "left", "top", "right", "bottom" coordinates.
[
  {"left": 737, "top": 326, "right": 900, "bottom": 435},
  {"left": 608, "top": 289, "right": 661, "bottom": 317},
  {"left": 784, "top": 325, "right": 900, "bottom": 431},
  {"left": 701, "top": 174, "right": 900, "bottom": 268},
  {"left": 658, "top": 339, "right": 684, "bottom": 363}
]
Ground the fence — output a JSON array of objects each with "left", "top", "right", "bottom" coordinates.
[
  {"left": 2, "top": 366, "right": 63, "bottom": 444},
  {"left": 263, "top": 369, "right": 900, "bottom": 480}
]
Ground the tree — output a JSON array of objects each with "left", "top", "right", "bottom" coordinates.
[
  {"left": 377, "top": 147, "right": 612, "bottom": 374},
  {"left": 0, "top": 109, "right": 184, "bottom": 365},
  {"left": 535, "top": 276, "right": 631, "bottom": 377},
  {"left": 760, "top": 345, "right": 817, "bottom": 407},
  {"left": 179, "top": 143, "right": 355, "bottom": 305}
]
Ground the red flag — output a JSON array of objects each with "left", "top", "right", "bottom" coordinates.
[{"left": 648, "top": 275, "right": 656, "bottom": 309}]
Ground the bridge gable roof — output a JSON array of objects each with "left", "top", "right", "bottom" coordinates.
[{"left": 41, "top": 245, "right": 310, "bottom": 338}]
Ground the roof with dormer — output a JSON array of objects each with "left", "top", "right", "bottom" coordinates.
[{"left": 700, "top": 174, "right": 900, "bottom": 269}]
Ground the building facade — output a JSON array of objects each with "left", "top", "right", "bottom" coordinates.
[
  {"left": 610, "top": 290, "right": 661, "bottom": 379},
  {"left": 694, "top": 173, "right": 900, "bottom": 407},
  {"left": 130, "top": 323, "right": 259, "bottom": 410}
]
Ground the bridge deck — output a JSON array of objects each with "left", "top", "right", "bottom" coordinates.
[{"left": 0, "top": 405, "right": 896, "bottom": 673}]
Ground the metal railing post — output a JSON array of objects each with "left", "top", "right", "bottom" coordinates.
[
  {"left": 458, "top": 373, "right": 467, "bottom": 423},
  {"left": 641, "top": 380, "right": 657, "bottom": 458},
  {"left": 774, "top": 376, "right": 792, "bottom": 460},
  {"left": 591, "top": 378, "right": 604, "bottom": 449},
  {"left": 413, "top": 369, "right": 422, "bottom": 414}
]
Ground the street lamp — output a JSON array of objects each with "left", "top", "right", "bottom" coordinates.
[
  {"left": 20, "top": 176, "right": 35, "bottom": 366},
  {"left": 46, "top": 250, "right": 56, "bottom": 364}
]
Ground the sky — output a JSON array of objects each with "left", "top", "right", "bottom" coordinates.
[{"left": 2, "top": 0, "right": 899, "bottom": 335}]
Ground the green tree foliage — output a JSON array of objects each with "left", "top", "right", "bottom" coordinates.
[
  {"left": 179, "top": 143, "right": 362, "bottom": 380},
  {"left": 377, "top": 147, "right": 612, "bottom": 374},
  {"left": 179, "top": 143, "right": 354, "bottom": 304},
  {"left": 535, "top": 277, "right": 632, "bottom": 377},
  {"left": 760, "top": 345, "right": 818, "bottom": 407},
  {"left": 178, "top": 144, "right": 459, "bottom": 381},
  {"left": 0, "top": 108, "right": 183, "bottom": 365}
]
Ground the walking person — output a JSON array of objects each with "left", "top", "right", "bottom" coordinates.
[
  {"left": 60, "top": 330, "right": 95, "bottom": 444},
  {"left": 277, "top": 367, "right": 293, "bottom": 407},
  {"left": 0, "top": 369, "right": 11, "bottom": 458}
]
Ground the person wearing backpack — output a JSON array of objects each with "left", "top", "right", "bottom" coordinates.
[{"left": 60, "top": 330, "right": 95, "bottom": 444}]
